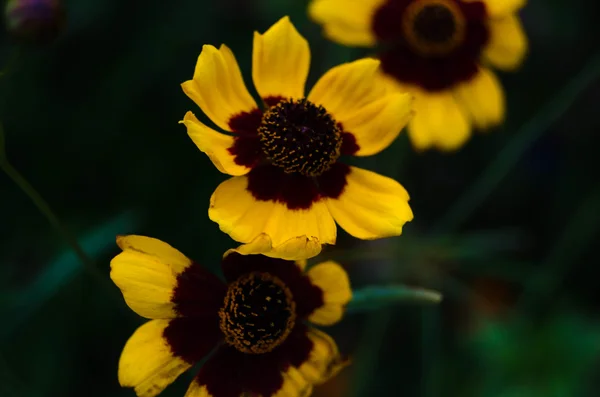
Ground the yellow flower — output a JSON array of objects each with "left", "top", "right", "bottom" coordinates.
[
  {"left": 111, "top": 235, "right": 352, "bottom": 397},
  {"left": 310, "top": 0, "right": 528, "bottom": 151},
  {"left": 180, "top": 16, "right": 414, "bottom": 261}
]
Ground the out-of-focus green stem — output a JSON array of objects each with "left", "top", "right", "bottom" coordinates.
[
  {"left": 0, "top": 123, "right": 106, "bottom": 284},
  {"left": 432, "top": 52, "right": 600, "bottom": 235},
  {"left": 349, "top": 309, "right": 392, "bottom": 397}
]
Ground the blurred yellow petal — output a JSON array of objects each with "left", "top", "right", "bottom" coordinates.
[
  {"left": 477, "top": 0, "right": 526, "bottom": 17},
  {"left": 326, "top": 166, "right": 413, "bottom": 240},
  {"left": 484, "top": 15, "right": 528, "bottom": 70},
  {"left": 119, "top": 320, "right": 191, "bottom": 397},
  {"left": 340, "top": 92, "right": 413, "bottom": 156},
  {"left": 296, "top": 259, "right": 308, "bottom": 270},
  {"left": 184, "top": 382, "right": 211, "bottom": 397},
  {"left": 182, "top": 44, "right": 257, "bottom": 132},
  {"left": 297, "top": 327, "right": 348, "bottom": 384},
  {"left": 454, "top": 68, "right": 505, "bottom": 130},
  {"left": 308, "top": 59, "right": 386, "bottom": 123},
  {"left": 273, "top": 367, "right": 314, "bottom": 397},
  {"left": 253, "top": 16, "right": 309, "bottom": 100},
  {"left": 111, "top": 236, "right": 192, "bottom": 319},
  {"left": 307, "top": 261, "right": 352, "bottom": 326},
  {"left": 374, "top": 69, "right": 416, "bottom": 96},
  {"left": 309, "top": 0, "right": 385, "bottom": 47},
  {"left": 208, "top": 176, "right": 336, "bottom": 260},
  {"left": 408, "top": 91, "right": 471, "bottom": 151},
  {"left": 180, "top": 111, "right": 251, "bottom": 176}
]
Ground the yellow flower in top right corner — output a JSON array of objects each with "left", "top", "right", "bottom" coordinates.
[{"left": 309, "top": 0, "right": 528, "bottom": 151}]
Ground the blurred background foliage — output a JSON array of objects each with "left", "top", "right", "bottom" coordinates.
[{"left": 1, "top": 0, "right": 600, "bottom": 396}]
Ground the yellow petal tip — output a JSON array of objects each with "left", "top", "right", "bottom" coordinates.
[{"left": 227, "top": 233, "right": 327, "bottom": 261}]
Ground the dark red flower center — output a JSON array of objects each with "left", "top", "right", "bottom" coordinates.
[
  {"left": 372, "top": 0, "right": 489, "bottom": 91},
  {"left": 219, "top": 272, "right": 296, "bottom": 354},
  {"left": 402, "top": 0, "right": 466, "bottom": 56},
  {"left": 258, "top": 98, "right": 342, "bottom": 177}
]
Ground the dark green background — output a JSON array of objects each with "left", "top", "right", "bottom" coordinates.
[{"left": 1, "top": 0, "right": 600, "bottom": 396}]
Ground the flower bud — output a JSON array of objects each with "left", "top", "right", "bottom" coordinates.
[{"left": 4, "top": 0, "right": 66, "bottom": 45}]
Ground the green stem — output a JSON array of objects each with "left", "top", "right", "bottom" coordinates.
[
  {"left": 349, "top": 309, "right": 393, "bottom": 397},
  {"left": 0, "top": 123, "right": 106, "bottom": 284},
  {"left": 431, "top": 53, "right": 600, "bottom": 235}
]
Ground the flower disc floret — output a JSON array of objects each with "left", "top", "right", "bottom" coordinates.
[
  {"left": 258, "top": 98, "right": 342, "bottom": 177},
  {"left": 219, "top": 272, "right": 296, "bottom": 354},
  {"left": 403, "top": 0, "right": 466, "bottom": 56}
]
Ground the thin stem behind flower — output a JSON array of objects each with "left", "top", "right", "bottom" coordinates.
[
  {"left": 0, "top": 123, "right": 112, "bottom": 294},
  {"left": 431, "top": 52, "right": 600, "bottom": 235}
]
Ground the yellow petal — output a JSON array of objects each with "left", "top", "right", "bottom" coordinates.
[
  {"left": 110, "top": 236, "right": 192, "bottom": 319},
  {"left": 229, "top": 235, "right": 324, "bottom": 262},
  {"left": 309, "top": 59, "right": 413, "bottom": 154},
  {"left": 408, "top": 91, "right": 471, "bottom": 151},
  {"left": 325, "top": 166, "right": 413, "bottom": 240},
  {"left": 182, "top": 44, "right": 257, "bottom": 132},
  {"left": 119, "top": 320, "right": 191, "bottom": 397},
  {"left": 374, "top": 68, "right": 416, "bottom": 96},
  {"left": 297, "top": 327, "right": 349, "bottom": 384},
  {"left": 454, "top": 68, "right": 505, "bottom": 130},
  {"left": 180, "top": 111, "right": 251, "bottom": 176},
  {"left": 308, "top": 58, "right": 387, "bottom": 123},
  {"left": 273, "top": 367, "right": 314, "bottom": 397},
  {"left": 308, "top": 0, "right": 384, "bottom": 47},
  {"left": 208, "top": 176, "right": 337, "bottom": 260},
  {"left": 224, "top": 233, "right": 324, "bottom": 261},
  {"left": 184, "top": 355, "right": 314, "bottom": 397},
  {"left": 483, "top": 15, "right": 528, "bottom": 71},
  {"left": 253, "top": 16, "right": 310, "bottom": 100},
  {"left": 184, "top": 382, "right": 211, "bottom": 397},
  {"left": 340, "top": 92, "right": 413, "bottom": 156},
  {"left": 296, "top": 259, "right": 308, "bottom": 270},
  {"left": 477, "top": 0, "right": 526, "bottom": 17},
  {"left": 307, "top": 261, "right": 352, "bottom": 326}
]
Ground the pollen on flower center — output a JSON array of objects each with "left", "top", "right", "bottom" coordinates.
[
  {"left": 258, "top": 98, "right": 342, "bottom": 177},
  {"left": 402, "top": 0, "right": 466, "bottom": 56},
  {"left": 219, "top": 272, "right": 296, "bottom": 354}
]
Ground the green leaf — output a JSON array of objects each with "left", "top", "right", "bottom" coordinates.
[{"left": 347, "top": 285, "right": 443, "bottom": 313}]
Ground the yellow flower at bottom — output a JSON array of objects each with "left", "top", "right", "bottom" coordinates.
[
  {"left": 180, "top": 16, "right": 414, "bottom": 260},
  {"left": 310, "top": 0, "right": 528, "bottom": 151},
  {"left": 111, "top": 235, "right": 352, "bottom": 397}
]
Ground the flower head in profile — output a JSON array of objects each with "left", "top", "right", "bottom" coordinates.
[
  {"left": 180, "top": 16, "right": 414, "bottom": 261},
  {"left": 310, "top": 0, "right": 528, "bottom": 151},
  {"left": 111, "top": 235, "right": 351, "bottom": 397}
]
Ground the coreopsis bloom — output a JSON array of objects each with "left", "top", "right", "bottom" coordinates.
[
  {"left": 310, "top": 0, "right": 528, "bottom": 151},
  {"left": 4, "top": 0, "right": 65, "bottom": 45},
  {"left": 111, "top": 235, "right": 351, "bottom": 397},
  {"left": 180, "top": 16, "right": 414, "bottom": 261}
]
